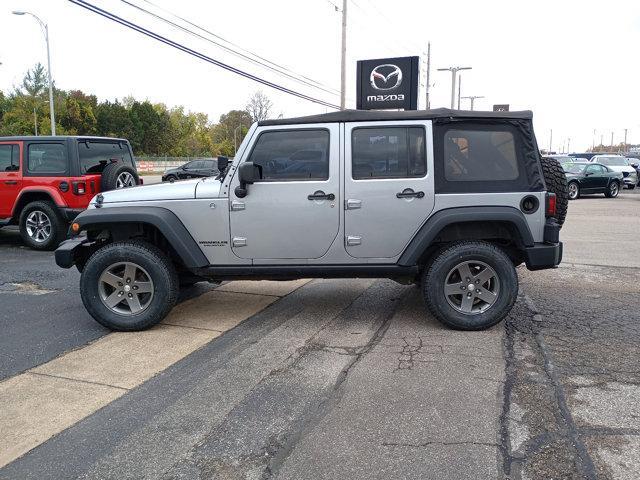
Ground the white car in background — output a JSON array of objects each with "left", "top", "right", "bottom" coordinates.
[{"left": 590, "top": 155, "right": 638, "bottom": 189}]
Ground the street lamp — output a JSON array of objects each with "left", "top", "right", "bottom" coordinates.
[
  {"left": 13, "top": 10, "right": 56, "bottom": 135},
  {"left": 461, "top": 95, "right": 485, "bottom": 111},
  {"left": 437, "top": 66, "right": 472, "bottom": 109}
]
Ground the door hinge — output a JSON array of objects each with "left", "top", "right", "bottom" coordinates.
[
  {"left": 345, "top": 198, "right": 362, "bottom": 210},
  {"left": 232, "top": 237, "right": 247, "bottom": 247},
  {"left": 346, "top": 235, "right": 362, "bottom": 246},
  {"left": 231, "top": 200, "right": 246, "bottom": 211}
]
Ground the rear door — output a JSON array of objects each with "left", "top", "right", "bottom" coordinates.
[
  {"left": 0, "top": 142, "right": 22, "bottom": 218},
  {"left": 344, "top": 121, "right": 434, "bottom": 258},
  {"left": 229, "top": 125, "right": 340, "bottom": 260}
]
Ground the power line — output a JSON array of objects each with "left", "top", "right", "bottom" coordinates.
[
  {"left": 122, "top": 0, "right": 341, "bottom": 96},
  {"left": 68, "top": 0, "right": 340, "bottom": 109},
  {"left": 138, "top": 0, "right": 340, "bottom": 94}
]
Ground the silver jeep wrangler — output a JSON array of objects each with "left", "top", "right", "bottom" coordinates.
[{"left": 56, "top": 109, "right": 567, "bottom": 332}]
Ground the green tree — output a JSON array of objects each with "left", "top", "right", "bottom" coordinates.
[{"left": 19, "top": 63, "right": 48, "bottom": 97}]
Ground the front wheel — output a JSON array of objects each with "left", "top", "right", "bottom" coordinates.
[
  {"left": 80, "top": 241, "right": 179, "bottom": 331},
  {"left": 422, "top": 241, "right": 518, "bottom": 331},
  {"left": 605, "top": 181, "right": 620, "bottom": 198}
]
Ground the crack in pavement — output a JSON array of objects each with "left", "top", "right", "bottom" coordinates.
[
  {"left": 394, "top": 336, "right": 425, "bottom": 371},
  {"left": 382, "top": 440, "right": 500, "bottom": 448}
]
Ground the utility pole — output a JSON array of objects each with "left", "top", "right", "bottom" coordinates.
[
  {"left": 567, "top": 137, "right": 571, "bottom": 154},
  {"left": 610, "top": 131, "right": 614, "bottom": 149},
  {"left": 425, "top": 42, "right": 431, "bottom": 109},
  {"left": 13, "top": 11, "right": 56, "bottom": 135},
  {"left": 340, "top": 0, "right": 347, "bottom": 110},
  {"left": 624, "top": 128, "right": 628, "bottom": 152},
  {"left": 461, "top": 95, "right": 484, "bottom": 111},
  {"left": 33, "top": 107, "right": 38, "bottom": 136},
  {"left": 592, "top": 129, "right": 596, "bottom": 150},
  {"left": 600, "top": 134, "right": 604, "bottom": 148},
  {"left": 457, "top": 75, "right": 462, "bottom": 109},
  {"left": 437, "top": 66, "right": 472, "bottom": 109},
  {"left": 549, "top": 129, "right": 553, "bottom": 152}
]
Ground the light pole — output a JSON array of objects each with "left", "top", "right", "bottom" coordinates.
[
  {"left": 233, "top": 125, "right": 243, "bottom": 155},
  {"left": 437, "top": 66, "right": 472, "bottom": 109},
  {"left": 340, "top": 0, "right": 347, "bottom": 110},
  {"left": 461, "top": 95, "right": 484, "bottom": 111},
  {"left": 13, "top": 10, "right": 56, "bottom": 135}
]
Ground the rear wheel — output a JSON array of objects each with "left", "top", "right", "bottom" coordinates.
[
  {"left": 80, "top": 241, "right": 178, "bottom": 331},
  {"left": 165, "top": 175, "right": 177, "bottom": 183},
  {"left": 540, "top": 157, "right": 569, "bottom": 225},
  {"left": 19, "top": 201, "right": 66, "bottom": 251},
  {"left": 605, "top": 181, "right": 620, "bottom": 198},
  {"left": 422, "top": 241, "right": 518, "bottom": 331},
  {"left": 568, "top": 181, "right": 580, "bottom": 200}
]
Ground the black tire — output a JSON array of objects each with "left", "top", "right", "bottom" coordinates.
[
  {"left": 100, "top": 162, "right": 139, "bottom": 192},
  {"left": 19, "top": 201, "right": 67, "bottom": 251},
  {"left": 568, "top": 181, "right": 580, "bottom": 200},
  {"left": 165, "top": 175, "right": 177, "bottom": 183},
  {"left": 540, "top": 156, "right": 569, "bottom": 226},
  {"left": 80, "top": 241, "right": 179, "bottom": 331},
  {"left": 605, "top": 181, "right": 620, "bottom": 198},
  {"left": 422, "top": 241, "right": 518, "bottom": 331}
]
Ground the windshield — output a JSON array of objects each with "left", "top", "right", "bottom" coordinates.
[
  {"left": 563, "top": 163, "right": 587, "bottom": 174},
  {"left": 598, "top": 157, "right": 628, "bottom": 166}
]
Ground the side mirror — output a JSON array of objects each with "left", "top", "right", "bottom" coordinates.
[
  {"left": 217, "top": 156, "right": 229, "bottom": 171},
  {"left": 234, "top": 162, "right": 262, "bottom": 198},
  {"left": 585, "top": 172, "right": 593, "bottom": 176}
]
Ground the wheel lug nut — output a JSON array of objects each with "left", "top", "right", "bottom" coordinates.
[
  {"left": 128, "top": 293, "right": 132, "bottom": 297},
  {"left": 461, "top": 286, "right": 466, "bottom": 290},
  {"left": 476, "top": 289, "right": 481, "bottom": 293},
  {"left": 133, "top": 285, "right": 138, "bottom": 290},
  {"left": 118, "top": 282, "right": 123, "bottom": 286},
  {"left": 119, "top": 291, "right": 123, "bottom": 295},
  {"left": 126, "top": 278, "right": 131, "bottom": 283},
  {"left": 475, "top": 279, "right": 480, "bottom": 284}
]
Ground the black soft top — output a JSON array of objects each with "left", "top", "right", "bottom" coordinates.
[{"left": 259, "top": 108, "right": 533, "bottom": 126}]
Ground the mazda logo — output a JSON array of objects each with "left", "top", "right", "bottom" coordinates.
[{"left": 370, "top": 64, "right": 402, "bottom": 91}]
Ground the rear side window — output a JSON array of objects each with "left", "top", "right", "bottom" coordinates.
[
  {"left": 444, "top": 129, "right": 519, "bottom": 181},
  {"left": 0, "top": 145, "right": 19, "bottom": 172},
  {"left": 28, "top": 143, "right": 67, "bottom": 174},
  {"left": 352, "top": 127, "right": 426, "bottom": 179},
  {"left": 78, "top": 141, "right": 133, "bottom": 174},
  {"left": 248, "top": 129, "right": 330, "bottom": 181}
]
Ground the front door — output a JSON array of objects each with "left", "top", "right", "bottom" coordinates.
[
  {"left": 0, "top": 142, "right": 22, "bottom": 219},
  {"left": 583, "top": 164, "right": 604, "bottom": 191},
  {"left": 229, "top": 125, "right": 340, "bottom": 260},
  {"left": 344, "top": 121, "right": 435, "bottom": 258}
]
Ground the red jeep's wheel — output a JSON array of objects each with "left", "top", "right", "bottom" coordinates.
[{"left": 19, "top": 201, "right": 67, "bottom": 251}]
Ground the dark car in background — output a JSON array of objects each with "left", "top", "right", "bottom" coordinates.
[
  {"left": 162, "top": 158, "right": 220, "bottom": 182},
  {"left": 562, "top": 161, "right": 623, "bottom": 199}
]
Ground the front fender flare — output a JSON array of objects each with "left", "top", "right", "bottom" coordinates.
[
  {"left": 398, "top": 206, "right": 535, "bottom": 267},
  {"left": 73, "top": 206, "right": 208, "bottom": 269}
]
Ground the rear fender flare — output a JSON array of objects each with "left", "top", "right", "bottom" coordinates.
[{"left": 398, "top": 206, "right": 534, "bottom": 266}]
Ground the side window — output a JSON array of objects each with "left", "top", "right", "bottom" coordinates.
[
  {"left": 247, "top": 129, "right": 330, "bottom": 181},
  {"left": 0, "top": 145, "right": 19, "bottom": 172},
  {"left": 78, "top": 141, "right": 132, "bottom": 174},
  {"left": 586, "top": 165, "right": 601, "bottom": 174},
  {"left": 204, "top": 160, "right": 216, "bottom": 170},
  {"left": 28, "top": 143, "right": 67, "bottom": 174},
  {"left": 444, "top": 129, "right": 519, "bottom": 181},
  {"left": 352, "top": 127, "right": 426, "bottom": 179}
]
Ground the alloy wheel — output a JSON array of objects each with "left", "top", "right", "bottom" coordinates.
[
  {"left": 25, "top": 210, "right": 52, "bottom": 243},
  {"left": 444, "top": 260, "right": 500, "bottom": 315},
  {"left": 610, "top": 182, "right": 619, "bottom": 197},
  {"left": 116, "top": 171, "right": 136, "bottom": 188},
  {"left": 568, "top": 183, "right": 579, "bottom": 200},
  {"left": 98, "top": 262, "right": 154, "bottom": 315}
]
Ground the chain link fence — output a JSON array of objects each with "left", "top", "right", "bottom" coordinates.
[{"left": 134, "top": 156, "right": 214, "bottom": 173}]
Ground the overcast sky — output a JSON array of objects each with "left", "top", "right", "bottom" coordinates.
[{"left": 1, "top": 0, "right": 639, "bottom": 151}]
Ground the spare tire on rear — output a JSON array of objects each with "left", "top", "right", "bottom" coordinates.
[
  {"left": 101, "top": 162, "right": 139, "bottom": 192},
  {"left": 540, "top": 156, "right": 569, "bottom": 227}
]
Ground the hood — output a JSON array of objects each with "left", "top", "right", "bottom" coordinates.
[
  {"left": 93, "top": 178, "right": 203, "bottom": 205},
  {"left": 606, "top": 165, "right": 636, "bottom": 174}
]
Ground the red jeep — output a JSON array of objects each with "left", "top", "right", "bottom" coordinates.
[{"left": 0, "top": 136, "right": 140, "bottom": 250}]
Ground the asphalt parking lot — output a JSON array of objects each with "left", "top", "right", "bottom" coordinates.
[{"left": 0, "top": 190, "right": 639, "bottom": 479}]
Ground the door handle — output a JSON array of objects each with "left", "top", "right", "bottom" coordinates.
[
  {"left": 345, "top": 198, "right": 362, "bottom": 210},
  {"left": 396, "top": 189, "right": 425, "bottom": 199},
  {"left": 4, "top": 180, "right": 17, "bottom": 185},
  {"left": 308, "top": 191, "right": 335, "bottom": 201}
]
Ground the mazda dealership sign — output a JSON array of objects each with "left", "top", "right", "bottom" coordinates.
[{"left": 356, "top": 56, "right": 419, "bottom": 110}]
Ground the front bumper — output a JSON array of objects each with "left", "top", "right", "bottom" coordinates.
[
  {"left": 623, "top": 176, "right": 638, "bottom": 186},
  {"left": 55, "top": 236, "right": 90, "bottom": 269}
]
